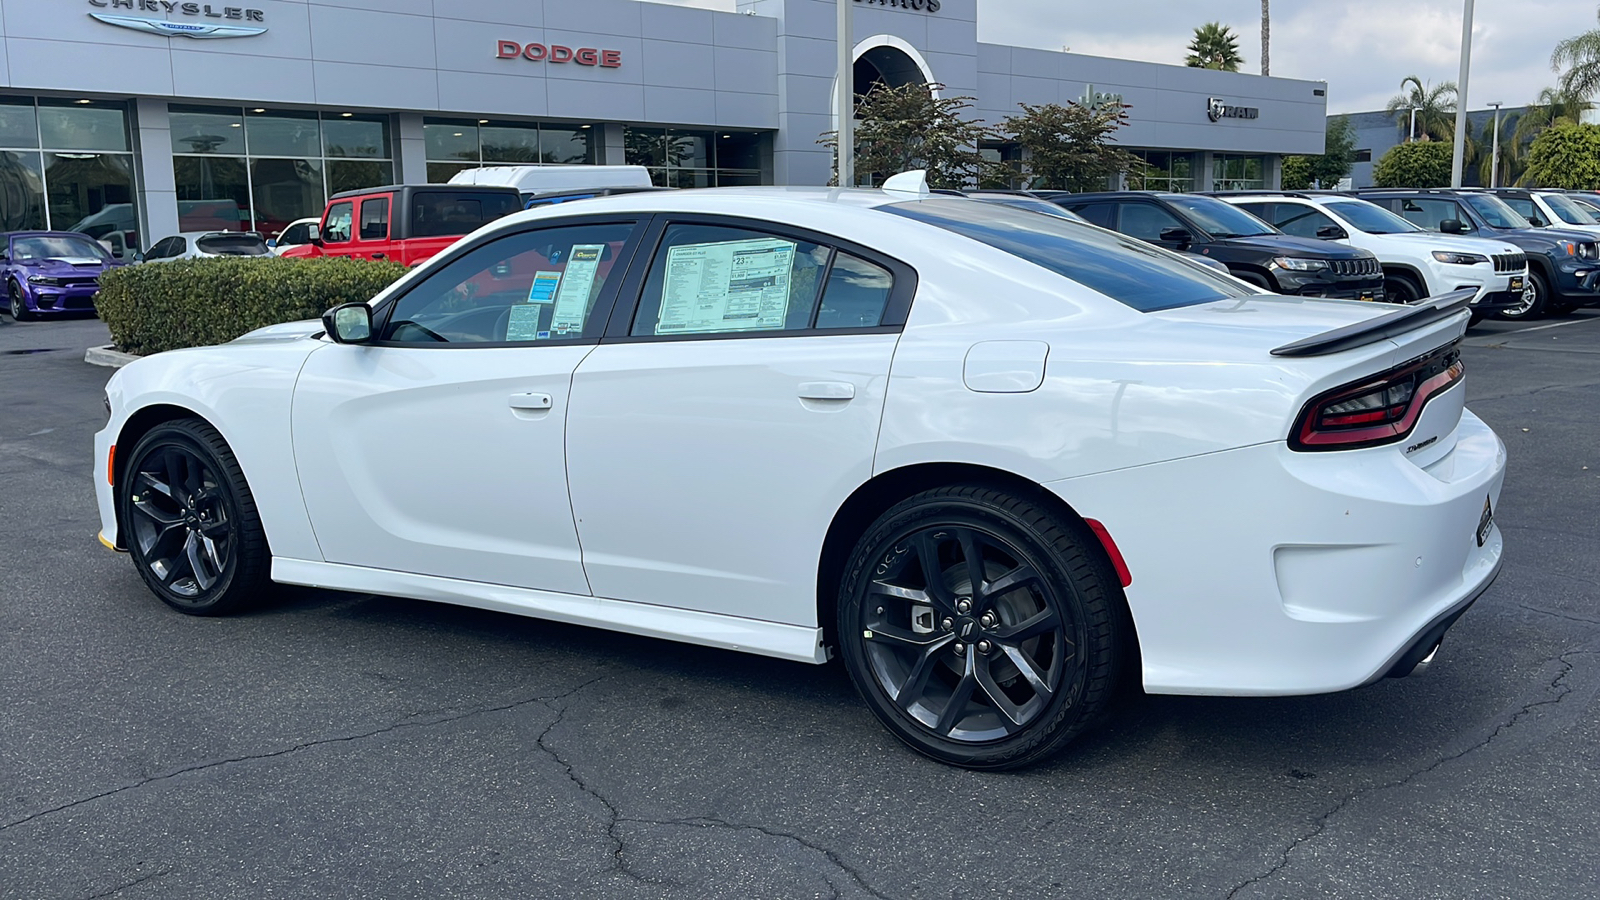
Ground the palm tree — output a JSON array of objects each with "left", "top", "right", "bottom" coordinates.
[
  {"left": 1514, "top": 85, "right": 1592, "bottom": 146},
  {"left": 1384, "top": 76, "right": 1457, "bottom": 142},
  {"left": 1186, "top": 23, "right": 1244, "bottom": 72},
  {"left": 1261, "top": 0, "right": 1270, "bottom": 76},
  {"left": 1552, "top": 6, "right": 1600, "bottom": 101}
]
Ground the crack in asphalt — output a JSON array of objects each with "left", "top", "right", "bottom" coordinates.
[
  {"left": 1517, "top": 602, "right": 1600, "bottom": 626},
  {"left": 81, "top": 868, "right": 170, "bottom": 900},
  {"left": 659, "top": 817, "right": 897, "bottom": 900},
  {"left": 529, "top": 681, "right": 677, "bottom": 889},
  {"left": 0, "top": 679, "right": 605, "bottom": 834},
  {"left": 1223, "top": 650, "right": 1584, "bottom": 900},
  {"left": 529, "top": 686, "right": 890, "bottom": 898}
]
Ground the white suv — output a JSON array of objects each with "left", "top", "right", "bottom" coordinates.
[
  {"left": 1220, "top": 193, "right": 1527, "bottom": 320},
  {"left": 1490, "top": 189, "right": 1600, "bottom": 237}
]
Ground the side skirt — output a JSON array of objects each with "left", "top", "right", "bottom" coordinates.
[{"left": 271, "top": 558, "right": 829, "bottom": 664}]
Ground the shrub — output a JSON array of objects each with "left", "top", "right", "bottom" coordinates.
[
  {"left": 97, "top": 256, "right": 409, "bottom": 356},
  {"left": 1372, "top": 140, "right": 1453, "bottom": 188},
  {"left": 1523, "top": 122, "right": 1600, "bottom": 189}
]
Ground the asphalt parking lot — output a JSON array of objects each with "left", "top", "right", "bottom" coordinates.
[{"left": 1, "top": 313, "right": 1597, "bottom": 900}]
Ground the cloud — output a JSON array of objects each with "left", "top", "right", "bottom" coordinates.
[{"left": 643, "top": 0, "right": 1600, "bottom": 114}]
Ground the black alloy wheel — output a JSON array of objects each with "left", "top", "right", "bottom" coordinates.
[
  {"left": 1384, "top": 275, "right": 1422, "bottom": 305},
  {"left": 1497, "top": 269, "right": 1547, "bottom": 320},
  {"left": 838, "top": 485, "right": 1124, "bottom": 769},
  {"left": 121, "top": 419, "right": 270, "bottom": 615},
  {"left": 8, "top": 280, "right": 32, "bottom": 321}
]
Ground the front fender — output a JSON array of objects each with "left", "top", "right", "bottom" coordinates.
[{"left": 98, "top": 340, "right": 326, "bottom": 561}]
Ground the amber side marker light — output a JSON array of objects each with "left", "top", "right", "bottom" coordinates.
[{"left": 107, "top": 444, "right": 116, "bottom": 485}]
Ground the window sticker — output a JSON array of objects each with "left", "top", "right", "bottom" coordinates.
[
  {"left": 549, "top": 244, "right": 605, "bottom": 336},
  {"left": 656, "top": 237, "right": 798, "bottom": 335},
  {"left": 528, "top": 270, "right": 562, "bottom": 303},
  {"left": 505, "top": 303, "right": 545, "bottom": 342}
]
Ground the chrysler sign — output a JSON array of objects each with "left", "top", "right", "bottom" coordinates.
[{"left": 88, "top": 0, "right": 266, "bottom": 38}]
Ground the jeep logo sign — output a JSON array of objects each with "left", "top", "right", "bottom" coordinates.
[
  {"left": 1207, "top": 97, "right": 1260, "bottom": 121},
  {"left": 498, "top": 41, "right": 622, "bottom": 68}
]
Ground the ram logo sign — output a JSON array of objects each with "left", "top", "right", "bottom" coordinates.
[{"left": 1207, "top": 97, "right": 1261, "bottom": 122}]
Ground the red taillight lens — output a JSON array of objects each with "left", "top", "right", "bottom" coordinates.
[{"left": 1290, "top": 344, "right": 1463, "bottom": 451}]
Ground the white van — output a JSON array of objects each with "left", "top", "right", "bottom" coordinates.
[{"left": 447, "top": 164, "right": 654, "bottom": 204}]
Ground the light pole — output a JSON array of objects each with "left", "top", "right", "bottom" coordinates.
[
  {"left": 1450, "top": 0, "right": 1474, "bottom": 188},
  {"left": 835, "top": 0, "right": 853, "bottom": 188},
  {"left": 1488, "top": 101, "right": 1502, "bottom": 188}
]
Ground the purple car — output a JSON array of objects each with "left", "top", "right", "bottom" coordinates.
[{"left": 2, "top": 231, "right": 122, "bottom": 321}]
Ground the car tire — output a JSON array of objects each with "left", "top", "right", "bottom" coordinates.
[
  {"left": 836, "top": 484, "right": 1125, "bottom": 770},
  {"left": 120, "top": 419, "right": 272, "bottom": 616},
  {"left": 1384, "top": 274, "right": 1423, "bottom": 305},
  {"left": 1496, "top": 269, "right": 1548, "bottom": 320},
  {"left": 8, "top": 279, "right": 33, "bottom": 321}
]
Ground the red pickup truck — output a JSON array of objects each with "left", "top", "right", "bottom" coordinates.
[{"left": 282, "top": 184, "right": 522, "bottom": 266}]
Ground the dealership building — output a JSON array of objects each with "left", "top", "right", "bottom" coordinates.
[{"left": 0, "top": 0, "right": 1328, "bottom": 255}]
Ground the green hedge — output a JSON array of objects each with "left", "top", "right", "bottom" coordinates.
[{"left": 97, "top": 256, "right": 410, "bottom": 356}]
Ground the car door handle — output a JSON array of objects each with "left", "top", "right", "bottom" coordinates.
[
  {"left": 508, "top": 392, "right": 553, "bottom": 410},
  {"left": 371, "top": 252, "right": 386, "bottom": 260},
  {"left": 798, "top": 382, "right": 855, "bottom": 401}
]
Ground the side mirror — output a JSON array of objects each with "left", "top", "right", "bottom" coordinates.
[
  {"left": 1529, "top": 215, "right": 1547, "bottom": 227},
  {"left": 1439, "top": 218, "right": 1470, "bottom": 234},
  {"left": 307, "top": 225, "right": 320, "bottom": 242},
  {"left": 1315, "top": 224, "right": 1348, "bottom": 240},
  {"left": 322, "top": 302, "right": 373, "bottom": 344},
  {"left": 310, "top": 235, "right": 325, "bottom": 247},
  {"left": 1158, "top": 227, "right": 1193, "bottom": 247},
  {"left": 132, "top": 251, "right": 145, "bottom": 264},
  {"left": 266, "top": 238, "right": 277, "bottom": 248}
]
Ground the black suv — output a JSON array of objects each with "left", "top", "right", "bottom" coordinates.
[
  {"left": 1040, "top": 191, "right": 1386, "bottom": 301},
  {"left": 1350, "top": 188, "right": 1600, "bottom": 319}
]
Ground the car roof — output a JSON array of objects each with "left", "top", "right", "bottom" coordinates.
[
  {"left": 328, "top": 183, "right": 521, "bottom": 201},
  {"left": 166, "top": 231, "right": 267, "bottom": 240},
  {"left": 1045, "top": 191, "right": 1186, "bottom": 201},
  {"left": 2, "top": 230, "right": 97, "bottom": 239}
]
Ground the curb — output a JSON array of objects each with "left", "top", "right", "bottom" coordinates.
[{"left": 85, "top": 344, "right": 139, "bottom": 368}]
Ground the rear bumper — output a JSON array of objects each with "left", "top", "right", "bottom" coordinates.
[{"left": 1046, "top": 403, "right": 1506, "bottom": 696}]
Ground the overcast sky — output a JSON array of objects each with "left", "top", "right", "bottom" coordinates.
[{"left": 647, "top": 0, "right": 1599, "bottom": 114}]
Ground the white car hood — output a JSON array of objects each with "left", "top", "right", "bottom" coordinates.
[
  {"left": 231, "top": 319, "right": 325, "bottom": 344},
  {"left": 1375, "top": 232, "right": 1516, "bottom": 254}
]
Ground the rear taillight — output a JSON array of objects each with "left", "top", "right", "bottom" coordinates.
[{"left": 1290, "top": 343, "right": 1463, "bottom": 451}]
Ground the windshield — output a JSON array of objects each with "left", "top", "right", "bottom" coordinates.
[
  {"left": 1543, "top": 193, "right": 1600, "bottom": 226},
  {"left": 1461, "top": 193, "right": 1531, "bottom": 228},
  {"left": 885, "top": 198, "right": 1252, "bottom": 312},
  {"left": 10, "top": 234, "right": 111, "bottom": 262},
  {"left": 1323, "top": 200, "right": 1421, "bottom": 235},
  {"left": 1166, "top": 195, "right": 1276, "bottom": 238}
]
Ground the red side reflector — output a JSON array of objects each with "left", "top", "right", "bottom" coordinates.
[
  {"left": 107, "top": 444, "right": 116, "bottom": 486},
  {"left": 1084, "top": 518, "right": 1132, "bottom": 588}
]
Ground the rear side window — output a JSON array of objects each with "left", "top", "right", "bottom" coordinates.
[
  {"left": 886, "top": 198, "right": 1250, "bottom": 312},
  {"left": 196, "top": 234, "right": 269, "bottom": 256},
  {"left": 631, "top": 223, "right": 831, "bottom": 337},
  {"left": 359, "top": 198, "right": 390, "bottom": 240},
  {"left": 816, "top": 252, "right": 893, "bottom": 329},
  {"left": 1069, "top": 202, "right": 1115, "bottom": 228},
  {"left": 1117, "top": 202, "right": 1185, "bottom": 241},
  {"left": 411, "top": 192, "right": 521, "bottom": 237}
]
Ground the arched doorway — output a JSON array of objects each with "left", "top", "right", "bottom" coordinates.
[{"left": 854, "top": 45, "right": 927, "bottom": 100}]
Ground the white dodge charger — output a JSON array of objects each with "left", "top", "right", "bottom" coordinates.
[{"left": 93, "top": 181, "right": 1505, "bottom": 769}]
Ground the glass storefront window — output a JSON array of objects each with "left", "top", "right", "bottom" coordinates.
[
  {"left": 481, "top": 122, "right": 540, "bottom": 163},
  {"left": 540, "top": 127, "right": 591, "bottom": 164},
  {"left": 39, "top": 101, "right": 130, "bottom": 152},
  {"left": 1213, "top": 153, "right": 1265, "bottom": 191},
  {"left": 45, "top": 152, "right": 134, "bottom": 235},
  {"left": 250, "top": 157, "right": 324, "bottom": 237},
  {"left": 0, "top": 99, "right": 38, "bottom": 149},
  {"left": 1129, "top": 150, "right": 1195, "bottom": 192},
  {"left": 170, "top": 107, "right": 246, "bottom": 155},
  {"left": 0, "top": 97, "right": 135, "bottom": 255},
  {"left": 426, "top": 161, "right": 477, "bottom": 184},
  {"left": 171, "top": 106, "right": 395, "bottom": 241},
  {"left": 425, "top": 121, "right": 479, "bottom": 162},
  {"left": 245, "top": 111, "right": 320, "bottom": 157},
  {"left": 174, "top": 156, "right": 250, "bottom": 231},
  {"left": 624, "top": 126, "right": 766, "bottom": 187},
  {"left": 323, "top": 116, "right": 389, "bottom": 158},
  {"left": 328, "top": 159, "right": 394, "bottom": 196},
  {"left": 0, "top": 150, "right": 46, "bottom": 231}
]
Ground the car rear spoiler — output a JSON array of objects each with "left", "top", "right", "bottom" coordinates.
[{"left": 1269, "top": 289, "right": 1474, "bottom": 358}]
